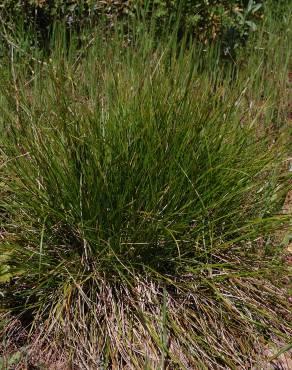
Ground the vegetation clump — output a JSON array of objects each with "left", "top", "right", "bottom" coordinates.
[
  {"left": 0, "top": 1, "right": 291, "bottom": 368},
  {"left": 1, "top": 1, "right": 265, "bottom": 44}
]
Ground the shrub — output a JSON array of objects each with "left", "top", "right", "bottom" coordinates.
[{"left": 0, "top": 0, "right": 264, "bottom": 45}]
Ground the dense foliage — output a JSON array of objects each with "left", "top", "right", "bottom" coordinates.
[
  {"left": 0, "top": 1, "right": 291, "bottom": 369},
  {"left": 1, "top": 0, "right": 264, "bottom": 44}
]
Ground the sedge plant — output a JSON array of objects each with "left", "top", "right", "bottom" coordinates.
[{"left": 0, "top": 5, "right": 291, "bottom": 369}]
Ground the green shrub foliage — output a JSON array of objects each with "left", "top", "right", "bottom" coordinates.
[{"left": 1, "top": 0, "right": 264, "bottom": 44}]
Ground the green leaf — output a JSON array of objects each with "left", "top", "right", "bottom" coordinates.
[
  {"left": 245, "top": 20, "right": 257, "bottom": 31},
  {"left": 251, "top": 4, "right": 262, "bottom": 14}
]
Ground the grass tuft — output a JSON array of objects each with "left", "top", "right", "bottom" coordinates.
[{"left": 1, "top": 4, "right": 292, "bottom": 368}]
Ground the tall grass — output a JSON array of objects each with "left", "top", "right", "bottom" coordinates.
[{"left": 0, "top": 3, "right": 291, "bottom": 368}]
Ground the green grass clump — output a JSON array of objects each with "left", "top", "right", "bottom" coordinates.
[{"left": 0, "top": 8, "right": 291, "bottom": 369}]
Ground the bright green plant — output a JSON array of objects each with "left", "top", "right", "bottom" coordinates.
[{"left": 0, "top": 2, "right": 291, "bottom": 368}]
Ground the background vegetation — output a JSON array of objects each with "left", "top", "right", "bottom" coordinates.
[
  {"left": 1, "top": 1, "right": 265, "bottom": 44},
  {"left": 0, "top": 0, "right": 291, "bottom": 369}
]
